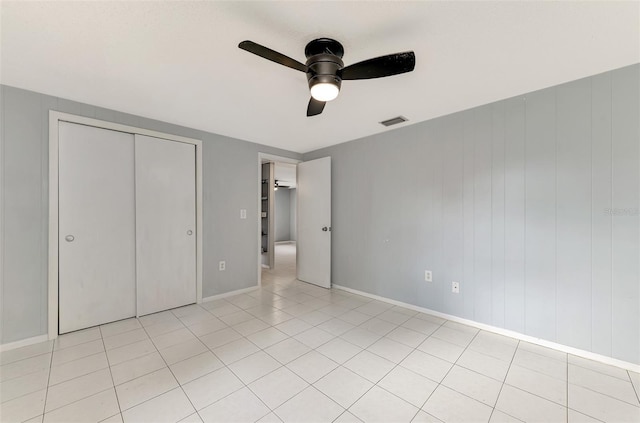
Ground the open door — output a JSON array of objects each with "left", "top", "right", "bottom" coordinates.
[{"left": 297, "top": 157, "right": 331, "bottom": 288}]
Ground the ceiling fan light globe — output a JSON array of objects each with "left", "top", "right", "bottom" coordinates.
[{"left": 310, "top": 83, "right": 339, "bottom": 102}]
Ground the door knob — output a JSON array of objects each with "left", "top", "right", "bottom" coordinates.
[
  {"left": 65, "top": 235, "right": 75, "bottom": 242},
  {"left": 187, "top": 230, "right": 193, "bottom": 236},
  {"left": 322, "top": 227, "right": 328, "bottom": 232}
]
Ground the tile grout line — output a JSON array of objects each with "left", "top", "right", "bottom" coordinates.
[{"left": 487, "top": 339, "right": 520, "bottom": 422}]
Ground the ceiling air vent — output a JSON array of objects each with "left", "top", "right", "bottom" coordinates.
[{"left": 379, "top": 116, "right": 408, "bottom": 127}]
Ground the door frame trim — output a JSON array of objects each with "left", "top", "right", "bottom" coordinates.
[
  {"left": 257, "top": 153, "right": 301, "bottom": 287},
  {"left": 48, "top": 111, "right": 203, "bottom": 340}
]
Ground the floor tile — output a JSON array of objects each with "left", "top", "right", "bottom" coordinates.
[
  {"left": 338, "top": 310, "right": 373, "bottom": 326},
  {"left": 0, "top": 341, "right": 53, "bottom": 366},
  {"left": 247, "top": 327, "right": 289, "bottom": 349},
  {"left": 286, "top": 351, "right": 339, "bottom": 383},
  {"left": 293, "top": 327, "right": 335, "bottom": 349},
  {"left": 49, "top": 352, "right": 109, "bottom": 386},
  {"left": 187, "top": 317, "right": 227, "bottom": 337},
  {"left": 400, "top": 350, "right": 452, "bottom": 383},
  {"left": 51, "top": 339, "right": 104, "bottom": 367},
  {"left": 171, "top": 304, "right": 204, "bottom": 318},
  {"left": 248, "top": 366, "right": 309, "bottom": 409},
  {"left": 115, "top": 368, "right": 177, "bottom": 411},
  {"left": 54, "top": 328, "right": 101, "bottom": 351},
  {"left": 297, "top": 310, "right": 333, "bottom": 326},
  {"left": 228, "top": 351, "right": 281, "bottom": 384},
  {"left": 567, "top": 409, "right": 600, "bottom": 423},
  {"left": 511, "top": 348, "right": 567, "bottom": 380},
  {"left": 385, "top": 326, "right": 428, "bottom": 348},
  {"left": 151, "top": 328, "right": 196, "bottom": 350},
  {"left": 343, "top": 350, "right": 395, "bottom": 383},
  {"left": 412, "top": 410, "right": 443, "bottom": 422},
  {"left": 100, "top": 319, "right": 142, "bottom": 338},
  {"left": 199, "top": 387, "right": 270, "bottom": 423},
  {"left": 314, "top": 366, "right": 373, "bottom": 408},
  {"left": 0, "top": 353, "right": 52, "bottom": 383},
  {"left": 316, "top": 338, "right": 362, "bottom": 364},
  {"left": 317, "top": 318, "right": 356, "bottom": 336},
  {"left": 489, "top": 410, "right": 523, "bottom": 422},
  {"left": 355, "top": 301, "right": 393, "bottom": 316},
  {"left": 182, "top": 367, "right": 244, "bottom": 410},
  {"left": 569, "top": 363, "right": 638, "bottom": 406},
  {"left": 219, "top": 310, "right": 255, "bottom": 326},
  {"left": 265, "top": 338, "right": 312, "bottom": 364},
  {"left": 518, "top": 341, "right": 567, "bottom": 362},
  {"left": 423, "top": 385, "right": 493, "bottom": 423},
  {"left": 401, "top": 318, "right": 440, "bottom": 336},
  {"left": 110, "top": 352, "right": 166, "bottom": 386},
  {"left": 274, "top": 386, "right": 344, "bottom": 423},
  {"left": 0, "top": 388, "right": 46, "bottom": 422},
  {"left": 431, "top": 326, "right": 477, "bottom": 347},
  {"left": 159, "top": 338, "right": 208, "bottom": 365},
  {"left": 274, "top": 318, "right": 313, "bottom": 336},
  {"left": 178, "top": 310, "right": 216, "bottom": 327},
  {"left": 206, "top": 302, "right": 242, "bottom": 318},
  {"left": 457, "top": 349, "right": 511, "bottom": 381},
  {"left": 568, "top": 382, "right": 640, "bottom": 422},
  {"left": 468, "top": 331, "right": 518, "bottom": 362},
  {"left": 495, "top": 385, "right": 567, "bottom": 423},
  {"left": 139, "top": 310, "right": 177, "bottom": 327},
  {"left": 45, "top": 368, "right": 113, "bottom": 412},
  {"left": 443, "top": 365, "right": 503, "bottom": 406},
  {"left": 43, "top": 388, "right": 119, "bottom": 423},
  {"left": 366, "top": 337, "right": 413, "bottom": 363},
  {"left": 257, "top": 412, "right": 283, "bottom": 423},
  {"left": 568, "top": 355, "right": 629, "bottom": 381},
  {"left": 506, "top": 364, "right": 567, "bottom": 406},
  {"left": 121, "top": 387, "right": 195, "bottom": 423},
  {"left": 0, "top": 369, "right": 49, "bottom": 404},
  {"left": 170, "top": 351, "right": 223, "bottom": 385},
  {"left": 358, "top": 317, "right": 397, "bottom": 336},
  {"left": 379, "top": 366, "right": 438, "bottom": 408},
  {"left": 212, "top": 338, "right": 260, "bottom": 365},
  {"left": 141, "top": 319, "right": 184, "bottom": 338},
  {"left": 198, "top": 327, "right": 243, "bottom": 350},
  {"left": 232, "top": 318, "right": 270, "bottom": 336},
  {"left": 106, "top": 339, "right": 157, "bottom": 367},
  {"left": 417, "top": 336, "right": 465, "bottom": 363},
  {"left": 334, "top": 411, "right": 363, "bottom": 422},
  {"left": 103, "top": 328, "right": 148, "bottom": 351},
  {"left": 630, "top": 371, "right": 640, "bottom": 402},
  {"left": 178, "top": 413, "right": 204, "bottom": 423},
  {"left": 340, "top": 328, "right": 381, "bottom": 349},
  {"left": 377, "top": 309, "right": 413, "bottom": 325},
  {"left": 350, "top": 385, "right": 419, "bottom": 423}
]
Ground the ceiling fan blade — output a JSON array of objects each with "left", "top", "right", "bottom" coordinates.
[
  {"left": 340, "top": 51, "right": 415, "bottom": 80},
  {"left": 239, "top": 40, "right": 307, "bottom": 72},
  {"left": 307, "top": 98, "right": 326, "bottom": 117}
]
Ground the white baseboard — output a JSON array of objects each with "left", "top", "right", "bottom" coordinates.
[
  {"left": 333, "top": 284, "right": 640, "bottom": 373},
  {"left": 201, "top": 285, "right": 259, "bottom": 302},
  {"left": 0, "top": 334, "right": 50, "bottom": 352}
]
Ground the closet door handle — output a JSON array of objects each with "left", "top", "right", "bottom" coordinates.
[
  {"left": 187, "top": 230, "right": 193, "bottom": 236},
  {"left": 65, "top": 235, "right": 75, "bottom": 242}
]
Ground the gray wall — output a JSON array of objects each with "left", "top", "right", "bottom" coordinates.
[
  {"left": 275, "top": 188, "right": 291, "bottom": 242},
  {"left": 290, "top": 188, "right": 297, "bottom": 242},
  {"left": 0, "top": 85, "right": 301, "bottom": 344},
  {"left": 304, "top": 64, "right": 640, "bottom": 365}
]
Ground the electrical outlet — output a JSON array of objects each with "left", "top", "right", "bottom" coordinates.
[
  {"left": 219, "top": 261, "right": 226, "bottom": 271},
  {"left": 240, "top": 209, "right": 247, "bottom": 219},
  {"left": 452, "top": 281, "right": 460, "bottom": 294},
  {"left": 424, "top": 270, "right": 432, "bottom": 282}
]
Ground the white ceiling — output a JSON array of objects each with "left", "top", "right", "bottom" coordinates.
[{"left": 1, "top": 1, "right": 638, "bottom": 154}]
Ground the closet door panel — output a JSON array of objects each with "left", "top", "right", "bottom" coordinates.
[
  {"left": 59, "top": 122, "right": 136, "bottom": 333},
  {"left": 135, "top": 135, "right": 196, "bottom": 316}
]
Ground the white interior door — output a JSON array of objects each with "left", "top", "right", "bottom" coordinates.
[
  {"left": 59, "top": 122, "right": 136, "bottom": 333},
  {"left": 135, "top": 135, "right": 196, "bottom": 316},
  {"left": 297, "top": 156, "right": 331, "bottom": 288}
]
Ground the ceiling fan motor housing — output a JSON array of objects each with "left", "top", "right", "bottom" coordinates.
[{"left": 306, "top": 54, "right": 344, "bottom": 92}]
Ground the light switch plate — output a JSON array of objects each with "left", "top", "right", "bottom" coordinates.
[{"left": 240, "top": 209, "right": 247, "bottom": 219}]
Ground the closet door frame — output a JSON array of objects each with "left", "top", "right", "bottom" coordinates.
[{"left": 48, "top": 111, "right": 203, "bottom": 340}]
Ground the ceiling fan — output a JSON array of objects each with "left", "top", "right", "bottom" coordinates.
[{"left": 239, "top": 38, "right": 416, "bottom": 117}]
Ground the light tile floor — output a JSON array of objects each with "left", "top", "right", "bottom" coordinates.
[{"left": 1, "top": 243, "right": 639, "bottom": 422}]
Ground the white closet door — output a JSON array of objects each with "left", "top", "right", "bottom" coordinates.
[
  {"left": 135, "top": 135, "right": 196, "bottom": 316},
  {"left": 59, "top": 122, "right": 136, "bottom": 334}
]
